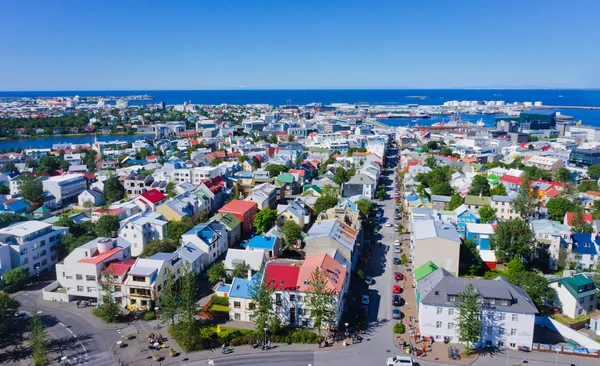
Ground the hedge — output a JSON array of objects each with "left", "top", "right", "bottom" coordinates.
[
  {"left": 211, "top": 295, "right": 229, "bottom": 306},
  {"left": 393, "top": 323, "right": 405, "bottom": 334}
]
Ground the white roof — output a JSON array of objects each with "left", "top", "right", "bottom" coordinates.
[
  {"left": 413, "top": 220, "right": 461, "bottom": 243},
  {"left": 0, "top": 221, "right": 52, "bottom": 237},
  {"left": 479, "top": 250, "right": 497, "bottom": 263},
  {"left": 465, "top": 223, "right": 495, "bottom": 234}
]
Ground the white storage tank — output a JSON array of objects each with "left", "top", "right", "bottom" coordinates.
[{"left": 97, "top": 238, "right": 114, "bottom": 253}]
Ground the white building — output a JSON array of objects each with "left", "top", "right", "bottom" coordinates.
[
  {"left": 0, "top": 221, "right": 68, "bottom": 277},
  {"left": 181, "top": 220, "right": 228, "bottom": 266},
  {"left": 418, "top": 268, "right": 538, "bottom": 349},
  {"left": 118, "top": 213, "right": 168, "bottom": 257},
  {"left": 491, "top": 195, "right": 519, "bottom": 221},
  {"left": 55, "top": 237, "right": 132, "bottom": 302},
  {"left": 549, "top": 274, "right": 598, "bottom": 319},
  {"left": 42, "top": 174, "right": 87, "bottom": 206}
]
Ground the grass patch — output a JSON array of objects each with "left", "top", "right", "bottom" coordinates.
[
  {"left": 208, "top": 304, "right": 229, "bottom": 312},
  {"left": 551, "top": 313, "right": 593, "bottom": 325},
  {"left": 209, "top": 327, "right": 254, "bottom": 338}
]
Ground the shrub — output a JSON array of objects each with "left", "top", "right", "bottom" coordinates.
[
  {"left": 393, "top": 323, "right": 405, "bottom": 334},
  {"left": 144, "top": 312, "right": 156, "bottom": 321},
  {"left": 211, "top": 295, "right": 229, "bottom": 306},
  {"left": 357, "top": 270, "right": 365, "bottom": 280},
  {"left": 355, "top": 319, "right": 366, "bottom": 331}
]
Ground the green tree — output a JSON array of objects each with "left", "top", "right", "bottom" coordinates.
[
  {"left": 355, "top": 198, "right": 373, "bottom": 220},
  {"left": 478, "top": 204, "right": 496, "bottom": 223},
  {"left": 587, "top": 164, "right": 600, "bottom": 179},
  {"left": 426, "top": 141, "right": 440, "bottom": 150},
  {"left": 490, "top": 220, "right": 535, "bottom": 262},
  {"left": 454, "top": 284, "right": 482, "bottom": 349},
  {"left": 425, "top": 155, "right": 437, "bottom": 169},
  {"left": 447, "top": 194, "right": 464, "bottom": 211},
  {"left": 333, "top": 167, "right": 347, "bottom": 186},
  {"left": 282, "top": 220, "right": 303, "bottom": 248},
  {"left": 577, "top": 180, "right": 599, "bottom": 193},
  {"left": 237, "top": 155, "right": 249, "bottom": 164},
  {"left": 320, "top": 184, "right": 339, "bottom": 199},
  {"left": 314, "top": 195, "right": 339, "bottom": 214},
  {"left": 159, "top": 269, "right": 179, "bottom": 326},
  {"left": 0, "top": 213, "right": 28, "bottom": 229},
  {"left": 252, "top": 156, "right": 261, "bottom": 170},
  {"left": 178, "top": 263, "right": 199, "bottom": 330},
  {"left": 19, "top": 175, "right": 44, "bottom": 205},
  {"left": 103, "top": 176, "right": 124, "bottom": 203},
  {"left": 166, "top": 220, "right": 193, "bottom": 241},
  {"left": 166, "top": 182, "right": 177, "bottom": 198},
  {"left": 94, "top": 214, "right": 120, "bottom": 238},
  {"left": 490, "top": 184, "right": 507, "bottom": 196},
  {"left": 0, "top": 162, "right": 18, "bottom": 173},
  {"left": 554, "top": 168, "right": 572, "bottom": 183},
  {"left": 0, "top": 292, "right": 20, "bottom": 334},
  {"left": 305, "top": 267, "right": 337, "bottom": 335},
  {"left": 141, "top": 239, "right": 179, "bottom": 258},
  {"left": 207, "top": 262, "right": 227, "bottom": 283},
  {"left": 376, "top": 186, "right": 386, "bottom": 201},
  {"left": 253, "top": 209, "right": 278, "bottom": 234},
  {"left": 264, "top": 164, "right": 288, "bottom": 177},
  {"left": 96, "top": 265, "right": 121, "bottom": 322},
  {"left": 25, "top": 158, "right": 38, "bottom": 169},
  {"left": 29, "top": 304, "right": 49, "bottom": 366},
  {"left": 469, "top": 175, "right": 490, "bottom": 196},
  {"left": 546, "top": 197, "right": 575, "bottom": 221},
  {"left": 439, "top": 146, "right": 453, "bottom": 156},
  {"left": 511, "top": 175, "right": 536, "bottom": 219},
  {"left": 294, "top": 155, "right": 304, "bottom": 166},
  {"left": 211, "top": 157, "right": 225, "bottom": 167},
  {"left": 249, "top": 273, "right": 278, "bottom": 332},
  {"left": 232, "top": 263, "right": 251, "bottom": 279},
  {"left": 2, "top": 267, "right": 29, "bottom": 292},
  {"left": 430, "top": 181, "right": 453, "bottom": 196}
]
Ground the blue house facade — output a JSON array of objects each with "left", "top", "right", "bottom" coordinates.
[
  {"left": 464, "top": 223, "right": 495, "bottom": 250},
  {"left": 454, "top": 204, "right": 480, "bottom": 236}
]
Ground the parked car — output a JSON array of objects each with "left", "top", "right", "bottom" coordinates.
[
  {"left": 394, "top": 246, "right": 401, "bottom": 253},
  {"left": 393, "top": 257, "right": 400, "bottom": 265},
  {"left": 394, "top": 239, "right": 400, "bottom": 245},
  {"left": 393, "top": 285, "right": 402, "bottom": 294},
  {"left": 386, "top": 222, "right": 393, "bottom": 227},
  {"left": 394, "top": 272, "right": 404, "bottom": 281},
  {"left": 365, "top": 276, "right": 373, "bottom": 285},
  {"left": 392, "top": 294, "right": 401, "bottom": 306},
  {"left": 361, "top": 294, "right": 370, "bottom": 305},
  {"left": 387, "top": 356, "right": 413, "bottom": 366},
  {"left": 393, "top": 309, "right": 401, "bottom": 319}
]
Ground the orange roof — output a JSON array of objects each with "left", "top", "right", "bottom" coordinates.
[
  {"left": 288, "top": 169, "right": 306, "bottom": 177},
  {"left": 585, "top": 191, "right": 600, "bottom": 197},
  {"left": 78, "top": 248, "right": 122, "bottom": 265},
  {"left": 565, "top": 212, "right": 593, "bottom": 226},
  {"left": 297, "top": 253, "right": 346, "bottom": 294},
  {"left": 461, "top": 157, "right": 478, "bottom": 164}
]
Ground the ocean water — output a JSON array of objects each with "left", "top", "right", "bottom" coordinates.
[{"left": 0, "top": 133, "right": 153, "bottom": 151}]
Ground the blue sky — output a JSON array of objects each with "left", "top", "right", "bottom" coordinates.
[{"left": 1, "top": 0, "right": 598, "bottom": 90}]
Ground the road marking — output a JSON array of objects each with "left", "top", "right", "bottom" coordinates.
[
  {"left": 59, "top": 322, "right": 65, "bottom": 327},
  {"left": 67, "top": 328, "right": 73, "bottom": 334}
]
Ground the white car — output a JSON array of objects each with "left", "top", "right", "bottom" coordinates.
[
  {"left": 387, "top": 356, "right": 413, "bottom": 366},
  {"left": 394, "top": 239, "right": 400, "bottom": 245},
  {"left": 394, "top": 246, "right": 401, "bottom": 253},
  {"left": 385, "top": 222, "right": 393, "bottom": 227},
  {"left": 361, "top": 294, "right": 370, "bottom": 305}
]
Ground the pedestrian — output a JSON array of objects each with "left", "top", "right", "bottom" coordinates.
[
  {"left": 267, "top": 340, "right": 271, "bottom": 349},
  {"left": 249, "top": 340, "right": 253, "bottom": 349},
  {"left": 318, "top": 340, "right": 321, "bottom": 349}
]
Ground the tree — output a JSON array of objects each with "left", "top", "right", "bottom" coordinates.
[
  {"left": 103, "top": 176, "right": 124, "bottom": 203},
  {"left": 430, "top": 182, "right": 453, "bottom": 196},
  {"left": 490, "top": 184, "right": 507, "bottom": 196},
  {"left": 320, "top": 184, "right": 339, "bottom": 199},
  {"left": 96, "top": 265, "right": 121, "bottom": 322},
  {"left": 232, "top": 263, "right": 251, "bottom": 279},
  {"left": 490, "top": 220, "right": 535, "bottom": 262},
  {"left": 355, "top": 198, "right": 373, "bottom": 220},
  {"left": 0, "top": 162, "right": 18, "bottom": 173},
  {"left": 0, "top": 292, "right": 20, "bottom": 334},
  {"left": 0, "top": 213, "right": 28, "bottom": 229},
  {"left": 282, "top": 220, "right": 303, "bottom": 248},
  {"left": 478, "top": 205, "right": 496, "bottom": 223},
  {"left": 249, "top": 273, "right": 278, "bottom": 332},
  {"left": 178, "top": 263, "right": 199, "bottom": 330},
  {"left": 141, "top": 239, "right": 179, "bottom": 258},
  {"left": 166, "top": 182, "right": 177, "bottom": 198},
  {"left": 58, "top": 234, "right": 96, "bottom": 257},
  {"left": 25, "top": 158, "right": 37, "bottom": 169},
  {"left": 577, "top": 180, "right": 599, "bottom": 193},
  {"left": 454, "top": 284, "right": 482, "bottom": 349},
  {"left": 159, "top": 269, "right": 178, "bottom": 326},
  {"left": 2, "top": 267, "right": 29, "bottom": 292},
  {"left": 439, "top": 146, "right": 453, "bottom": 157},
  {"left": 447, "top": 194, "right": 464, "bottom": 211},
  {"left": 29, "top": 304, "right": 49, "bottom": 366},
  {"left": 294, "top": 155, "right": 304, "bottom": 166},
  {"left": 252, "top": 156, "right": 261, "bottom": 170},
  {"left": 333, "top": 167, "right": 347, "bottom": 186},
  {"left": 237, "top": 155, "right": 249, "bottom": 164},
  {"left": 166, "top": 220, "right": 193, "bottom": 241},
  {"left": 81, "top": 199, "right": 95, "bottom": 215},
  {"left": 19, "top": 175, "right": 44, "bottom": 205},
  {"left": 511, "top": 175, "right": 536, "bottom": 219},
  {"left": 587, "top": 164, "right": 600, "bottom": 179},
  {"left": 253, "top": 209, "right": 278, "bottom": 234},
  {"left": 426, "top": 141, "right": 440, "bottom": 151},
  {"left": 207, "top": 262, "right": 227, "bottom": 283},
  {"left": 469, "top": 175, "right": 490, "bottom": 196},
  {"left": 425, "top": 155, "right": 437, "bottom": 169},
  {"left": 305, "top": 267, "right": 337, "bottom": 334},
  {"left": 314, "top": 195, "right": 339, "bottom": 214},
  {"left": 94, "top": 214, "right": 120, "bottom": 238},
  {"left": 264, "top": 164, "right": 288, "bottom": 177},
  {"left": 546, "top": 197, "right": 575, "bottom": 221},
  {"left": 376, "top": 186, "right": 386, "bottom": 201},
  {"left": 554, "top": 168, "right": 571, "bottom": 183}
]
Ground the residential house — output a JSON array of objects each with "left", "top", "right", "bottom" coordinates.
[
  {"left": 118, "top": 213, "right": 167, "bottom": 257},
  {"left": 431, "top": 195, "right": 452, "bottom": 211},
  {"left": 304, "top": 219, "right": 359, "bottom": 270},
  {"left": 42, "top": 174, "right": 87, "bottom": 206},
  {"left": 181, "top": 220, "right": 228, "bottom": 266},
  {"left": 123, "top": 173, "right": 155, "bottom": 196},
  {"left": 417, "top": 268, "right": 538, "bottom": 349},
  {"left": 196, "top": 176, "right": 228, "bottom": 213},
  {"left": 569, "top": 234, "right": 599, "bottom": 270},
  {"left": 564, "top": 212, "right": 593, "bottom": 227},
  {"left": 78, "top": 188, "right": 105, "bottom": 207},
  {"left": 218, "top": 200, "right": 258, "bottom": 236},
  {"left": 134, "top": 189, "right": 167, "bottom": 212},
  {"left": 224, "top": 249, "right": 266, "bottom": 274},
  {"left": 341, "top": 173, "right": 376, "bottom": 200},
  {"left": 465, "top": 223, "right": 495, "bottom": 251},
  {"left": 491, "top": 195, "right": 519, "bottom": 221},
  {"left": 499, "top": 175, "right": 523, "bottom": 192},
  {"left": 549, "top": 274, "right": 598, "bottom": 319},
  {"left": 245, "top": 235, "right": 281, "bottom": 258},
  {"left": 176, "top": 242, "right": 207, "bottom": 276},
  {"left": 211, "top": 213, "right": 242, "bottom": 247},
  {"left": 530, "top": 219, "right": 572, "bottom": 271},
  {"left": 454, "top": 204, "right": 480, "bottom": 236},
  {"left": 245, "top": 183, "right": 280, "bottom": 210},
  {"left": 411, "top": 220, "right": 461, "bottom": 276},
  {"left": 522, "top": 156, "right": 564, "bottom": 172},
  {"left": 277, "top": 199, "right": 311, "bottom": 229},
  {"left": 228, "top": 272, "right": 261, "bottom": 322},
  {"left": 275, "top": 173, "right": 300, "bottom": 196},
  {"left": 464, "top": 195, "right": 491, "bottom": 213},
  {"left": 156, "top": 194, "right": 201, "bottom": 221}
]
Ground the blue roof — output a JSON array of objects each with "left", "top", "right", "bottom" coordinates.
[
  {"left": 217, "top": 284, "right": 231, "bottom": 293},
  {"left": 571, "top": 234, "right": 599, "bottom": 255},
  {"left": 246, "top": 235, "right": 276, "bottom": 250},
  {"left": 406, "top": 196, "right": 420, "bottom": 202},
  {"left": 149, "top": 252, "right": 178, "bottom": 261},
  {"left": 229, "top": 274, "right": 261, "bottom": 299}
]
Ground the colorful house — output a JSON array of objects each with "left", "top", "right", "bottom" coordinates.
[
  {"left": 218, "top": 200, "right": 258, "bottom": 235},
  {"left": 453, "top": 204, "right": 480, "bottom": 235},
  {"left": 465, "top": 223, "right": 495, "bottom": 250}
]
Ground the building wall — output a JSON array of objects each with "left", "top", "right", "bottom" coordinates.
[
  {"left": 492, "top": 201, "right": 519, "bottom": 221},
  {"left": 56, "top": 262, "right": 101, "bottom": 300},
  {"left": 551, "top": 283, "right": 597, "bottom": 319},
  {"left": 8, "top": 227, "right": 67, "bottom": 276},
  {"left": 229, "top": 296, "right": 255, "bottom": 322},
  {"left": 412, "top": 237, "right": 460, "bottom": 276}
]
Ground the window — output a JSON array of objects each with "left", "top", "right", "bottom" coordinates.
[
  {"left": 76, "top": 274, "right": 83, "bottom": 280},
  {"left": 290, "top": 294, "right": 296, "bottom": 301},
  {"left": 589, "top": 305, "right": 594, "bottom": 312},
  {"left": 275, "top": 293, "right": 282, "bottom": 305},
  {"left": 510, "top": 329, "right": 517, "bottom": 336},
  {"left": 579, "top": 298, "right": 584, "bottom": 305},
  {"left": 114, "top": 285, "right": 121, "bottom": 292},
  {"left": 499, "top": 327, "right": 504, "bottom": 335},
  {"left": 234, "top": 313, "right": 240, "bottom": 320},
  {"left": 487, "top": 326, "right": 493, "bottom": 334},
  {"left": 32, "top": 252, "right": 40, "bottom": 260},
  {"left": 448, "top": 295, "right": 456, "bottom": 302},
  {"left": 32, "top": 243, "right": 39, "bottom": 250},
  {"left": 448, "top": 308, "right": 454, "bottom": 316},
  {"left": 51, "top": 255, "right": 57, "bottom": 261},
  {"left": 298, "top": 308, "right": 304, "bottom": 316},
  {"left": 500, "top": 313, "right": 506, "bottom": 321},
  {"left": 591, "top": 295, "right": 596, "bottom": 302},
  {"left": 86, "top": 275, "right": 95, "bottom": 282},
  {"left": 132, "top": 276, "right": 145, "bottom": 282},
  {"left": 234, "top": 301, "right": 241, "bottom": 309},
  {"left": 77, "top": 286, "right": 84, "bottom": 292},
  {"left": 437, "top": 307, "right": 443, "bottom": 315},
  {"left": 448, "top": 323, "right": 455, "bottom": 330},
  {"left": 297, "top": 295, "right": 303, "bottom": 302},
  {"left": 248, "top": 303, "right": 256, "bottom": 310},
  {"left": 41, "top": 259, "right": 47, "bottom": 266},
  {"left": 510, "top": 343, "right": 515, "bottom": 348},
  {"left": 512, "top": 314, "right": 518, "bottom": 322},
  {"left": 40, "top": 240, "right": 45, "bottom": 247},
  {"left": 578, "top": 308, "right": 584, "bottom": 315},
  {"left": 22, "top": 258, "right": 29, "bottom": 265},
  {"left": 87, "top": 287, "right": 96, "bottom": 293},
  {"left": 436, "top": 321, "right": 442, "bottom": 329}
]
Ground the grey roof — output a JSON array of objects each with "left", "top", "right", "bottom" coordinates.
[
  {"left": 492, "top": 195, "right": 515, "bottom": 203},
  {"left": 418, "top": 268, "right": 538, "bottom": 314},
  {"left": 430, "top": 195, "right": 451, "bottom": 203},
  {"left": 413, "top": 220, "right": 461, "bottom": 243},
  {"left": 149, "top": 252, "right": 178, "bottom": 262},
  {"left": 346, "top": 173, "right": 375, "bottom": 185},
  {"left": 176, "top": 243, "right": 205, "bottom": 263}
]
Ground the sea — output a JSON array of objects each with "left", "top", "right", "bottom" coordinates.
[{"left": 1, "top": 89, "right": 600, "bottom": 150}]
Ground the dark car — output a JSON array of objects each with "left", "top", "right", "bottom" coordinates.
[
  {"left": 394, "top": 272, "right": 404, "bottom": 281},
  {"left": 392, "top": 294, "right": 401, "bottom": 306},
  {"left": 392, "top": 309, "right": 401, "bottom": 319},
  {"left": 393, "top": 257, "right": 400, "bottom": 265}
]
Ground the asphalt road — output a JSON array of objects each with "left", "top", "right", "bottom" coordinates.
[{"left": 14, "top": 289, "right": 119, "bottom": 365}]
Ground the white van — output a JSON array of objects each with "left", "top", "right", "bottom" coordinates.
[{"left": 387, "top": 355, "right": 413, "bottom": 366}]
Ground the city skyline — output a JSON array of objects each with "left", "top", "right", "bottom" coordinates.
[{"left": 1, "top": 0, "right": 599, "bottom": 90}]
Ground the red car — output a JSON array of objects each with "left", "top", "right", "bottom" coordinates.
[
  {"left": 394, "top": 272, "right": 404, "bottom": 281},
  {"left": 393, "top": 285, "right": 402, "bottom": 294}
]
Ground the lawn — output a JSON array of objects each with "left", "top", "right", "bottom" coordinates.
[
  {"left": 208, "top": 304, "right": 229, "bottom": 312},
  {"left": 551, "top": 313, "right": 594, "bottom": 325}
]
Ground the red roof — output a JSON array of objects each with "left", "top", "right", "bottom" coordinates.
[
  {"left": 213, "top": 150, "right": 227, "bottom": 158},
  {"left": 565, "top": 212, "right": 593, "bottom": 226},
  {"left": 139, "top": 189, "right": 165, "bottom": 204},
  {"left": 201, "top": 176, "right": 225, "bottom": 194},
  {"left": 227, "top": 152, "right": 242, "bottom": 157},
  {"left": 94, "top": 207, "right": 125, "bottom": 215},
  {"left": 288, "top": 169, "right": 306, "bottom": 177},
  {"left": 265, "top": 263, "right": 300, "bottom": 291},
  {"left": 301, "top": 161, "right": 316, "bottom": 170},
  {"left": 219, "top": 200, "right": 258, "bottom": 215},
  {"left": 499, "top": 175, "right": 523, "bottom": 185},
  {"left": 78, "top": 247, "right": 122, "bottom": 265},
  {"left": 103, "top": 259, "right": 136, "bottom": 276},
  {"left": 545, "top": 188, "right": 560, "bottom": 197}
]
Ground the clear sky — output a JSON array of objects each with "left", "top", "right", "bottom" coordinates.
[{"left": 1, "top": 0, "right": 598, "bottom": 90}]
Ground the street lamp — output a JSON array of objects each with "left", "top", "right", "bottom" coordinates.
[
  {"left": 344, "top": 322, "right": 349, "bottom": 337},
  {"left": 263, "top": 327, "right": 268, "bottom": 350}
]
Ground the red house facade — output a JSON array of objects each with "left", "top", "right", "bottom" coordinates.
[{"left": 218, "top": 200, "right": 258, "bottom": 235}]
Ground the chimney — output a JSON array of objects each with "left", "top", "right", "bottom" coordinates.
[{"left": 247, "top": 268, "right": 252, "bottom": 281}]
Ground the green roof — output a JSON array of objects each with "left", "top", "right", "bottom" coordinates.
[
  {"left": 276, "top": 173, "right": 295, "bottom": 184},
  {"left": 487, "top": 174, "right": 500, "bottom": 185},
  {"left": 34, "top": 207, "right": 51, "bottom": 213},
  {"left": 471, "top": 163, "right": 485, "bottom": 172},
  {"left": 303, "top": 185, "right": 322, "bottom": 194},
  {"left": 414, "top": 261, "right": 439, "bottom": 282},
  {"left": 211, "top": 213, "right": 241, "bottom": 230},
  {"left": 464, "top": 195, "right": 491, "bottom": 206},
  {"left": 559, "top": 274, "right": 598, "bottom": 299},
  {"left": 43, "top": 216, "right": 61, "bottom": 224}
]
